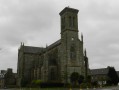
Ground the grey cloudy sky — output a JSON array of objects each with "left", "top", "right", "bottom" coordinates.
[{"left": 0, "top": 0, "right": 119, "bottom": 72}]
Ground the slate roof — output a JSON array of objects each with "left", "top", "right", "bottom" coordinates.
[
  {"left": 22, "top": 39, "right": 61, "bottom": 54},
  {"left": 90, "top": 68, "right": 109, "bottom": 75},
  {"left": 23, "top": 46, "right": 45, "bottom": 54},
  {"left": 47, "top": 39, "right": 61, "bottom": 50}
]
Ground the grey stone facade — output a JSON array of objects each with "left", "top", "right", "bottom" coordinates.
[{"left": 17, "top": 7, "right": 89, "bottom": 86}]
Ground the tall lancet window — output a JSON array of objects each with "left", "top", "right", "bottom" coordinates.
[
  {"left": 69, "top": 16, "right": 72, "bottom": 27},
  {"left": 61, "top": 17, "right": 65, "bottom": 29},
  {"left": 70, "top": 45, "right": 76, "bottom": 60},
  {"left": 73, "top": 17, "right": 75, "bottom": 27}
]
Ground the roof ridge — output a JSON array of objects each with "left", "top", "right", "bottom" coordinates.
[
  {"left": 24, "top": 46, "right": 44, "bottom": 48},
  {"left": 91, "top": 68, "right": 107, "bottom": 70},
  {"left": 47, "top": 39, "right": 61, "bottom": 49}
]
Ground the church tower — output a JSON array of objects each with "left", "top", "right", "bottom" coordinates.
[
  {"left": 59, "top": 7, "right": 85, "bottom": 83},
  {"left": 60, "top": 7, "right": 79, "bottom": 39}
]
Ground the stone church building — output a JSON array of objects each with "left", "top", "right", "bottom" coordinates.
[{"left": 17, "top": 7, "right": 89, "bottom": 86}]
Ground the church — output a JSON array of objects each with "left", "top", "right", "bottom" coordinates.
[{"left": 17, "top": 7, "right": 89, "bottom": 86}]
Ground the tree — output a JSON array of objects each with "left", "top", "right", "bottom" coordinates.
[
  {"left": 70, "top": 72, "right": 79, "bottom": 85},
  {"left": 78, "top": 75, "right": 84, "bottom": 85},
  {"left": 107, "top": 66, "right": 119, "bottom": 85}
]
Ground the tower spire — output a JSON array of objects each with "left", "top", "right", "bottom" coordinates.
[
  {"left": 84, "top": 48, "right": 87, "bottom": 57},
  {"left": 81, "top": 33, "right": 83, "bottom": 42},
  {"left": 23, "top": 42, "right": 24, "bottom": 46},
  {"left": 21, "top": 42, "right": 22, "bottom": 46}
]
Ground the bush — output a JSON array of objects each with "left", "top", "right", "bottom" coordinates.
[
  {"left": 70, "top": 72, "right": 79, "bottom": 85},
  {"left": 78, "top": 75, "right": 84, "bottom": 85},
  {"left": 40, "top": 82, "right": 64, "bottom": 88},
  {"left": 31, "top": 79, "right": 42, "bottom": 87},
  {"left": 91, "top": 81, "right": 100, "bottom": 88},
  {"left": 80, "top": 83, "right": 91, "bottom": 88}
]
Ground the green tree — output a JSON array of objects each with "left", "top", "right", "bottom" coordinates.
[
  {"left": 78, "top": 75, "right": 84, "bottom": 85},
  {"left": 70, "top": 72, "right": 79, "bottom": 85},
  {"left": 107, "top": 66, "right": 119, "bottom": 85}
]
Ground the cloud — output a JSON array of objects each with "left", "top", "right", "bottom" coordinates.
[
  {"left": 0, "top": 0, "right": 119, "bottom": 72},
  {"left": 0, "top": 0, "right": 58, "bottom": 72},
  {"left": 78, "top": 0, "right": 119, "bottom": 70}
]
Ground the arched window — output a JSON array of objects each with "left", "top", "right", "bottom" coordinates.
[{"left": 70, "top": 45, "right": 76, "bottom": 60}]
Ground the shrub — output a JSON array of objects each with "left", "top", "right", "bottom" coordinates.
[
  {"left": 31, "top": 79, "right": 42, "bottom": 87},
  {"left": 40, "top": 82, "right": 64, "bottom": 88}
]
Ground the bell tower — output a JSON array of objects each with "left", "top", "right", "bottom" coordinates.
[
  {"left": 59, "top": 7, "right": 79, "bottom": 47},
  {"left": 59, "top": 7, "right": 79, "bottom": 33},
  {"left": 59, "top": 7, "right": 80, "bottom": 63},
  {"left": 59, "top": 7, "right": 85, "bottom": 83}
]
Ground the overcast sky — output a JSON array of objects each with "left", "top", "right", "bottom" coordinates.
[{"left": 0, "top": 0, "right": 119, "bottom": 72}]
